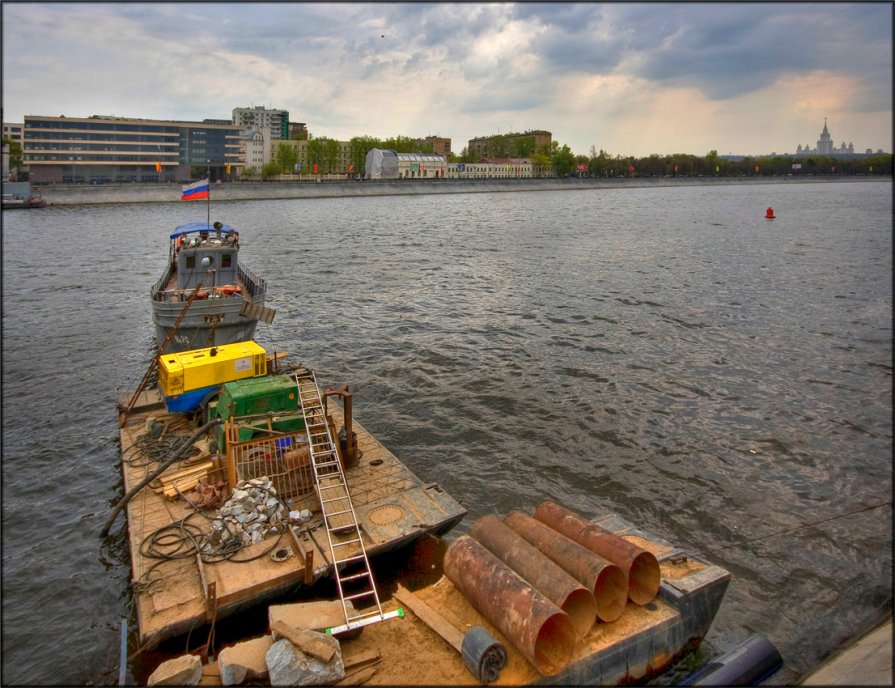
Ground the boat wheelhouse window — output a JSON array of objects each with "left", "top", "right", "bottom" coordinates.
[
  {"left": 222, "top": 253, "right": 233, "bottom": 268},
  {"left": 186, "top": 256, "right": 196, "bottom": 269}
]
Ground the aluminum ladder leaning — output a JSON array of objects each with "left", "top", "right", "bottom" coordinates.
[{"left": 293, "top": 368, "right": 402, "bottom": 634}]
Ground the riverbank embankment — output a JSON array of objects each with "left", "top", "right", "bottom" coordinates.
[{"left": 23, "top": 175, "right": 890, "bottom": 206}]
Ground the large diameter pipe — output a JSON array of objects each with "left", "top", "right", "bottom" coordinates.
[
  {"left": 443, "top": 534, "right": 576, "bottom": 676},
  {"left": 534, "top": 501, "right": 661, "bottom": 606},
  {"left": 504, "top": 511, "right": 627, "bottom": 623},
  {"left": 470, "top": 514, "right": 597, "bottom": 637}
]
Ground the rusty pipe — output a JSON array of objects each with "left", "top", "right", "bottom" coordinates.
[
  {"left": 504, "top": 511, "right": 627, "bottom": 623},
  {"left": 443, "top": 534, "right": 576, "bottom": 676},
  {"left": 469, "top": 514, "right": 597, "bottom": 637},
  {"left": 534, "top": 501, "right": 660, "bottom": 606}
]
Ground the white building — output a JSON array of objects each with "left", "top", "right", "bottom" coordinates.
[
  {"left": 3, "top": 122, "right": 24, "bottom": 147},
  {"left": 232, "top": 106, "right": 289, "bottom": 140},
  {"left": 242, "top": 128, "right": 270, "bottom": 170},
  {"left": 797, "top": 119, "right": 854, "bottom": 155}
]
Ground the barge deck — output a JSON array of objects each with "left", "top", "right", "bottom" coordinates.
[{"left": 117, "top": 385, "right": 466, "bottom": 650}]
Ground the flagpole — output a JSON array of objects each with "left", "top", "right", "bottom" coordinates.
[{"left": 206, "top": 160, "right": 211, "bottom": 229}]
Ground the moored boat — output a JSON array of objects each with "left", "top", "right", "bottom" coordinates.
[
  {"left": 150, "top": 221, "right": 273, "bottom": 353},
  {"left": 1, "top": 191, "right": 46, "bottom": 209}
]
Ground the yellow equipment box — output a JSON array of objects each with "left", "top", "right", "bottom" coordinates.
[{"left": 159, "top": 341, "right": 267, "bottom": 412}]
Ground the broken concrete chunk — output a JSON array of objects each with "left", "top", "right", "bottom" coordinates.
[
  {"left": 217, "top": 635, "right": 274, "bottom": 685},
  {"left": 147, "top": 654, "right": 203, "bottom": 686},
  {"left": 266, "top": 637, "right": 345, "bottom": 686}
]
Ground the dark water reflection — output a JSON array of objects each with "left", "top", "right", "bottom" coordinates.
[{"left": 1, "top": 181, "right": 891, "bottom": 684}]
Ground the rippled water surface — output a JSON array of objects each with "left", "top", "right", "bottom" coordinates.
[{"left": 2, "top": 181, "right": 892, "bottom": 684}]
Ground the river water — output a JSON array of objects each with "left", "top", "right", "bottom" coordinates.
[{"left": 1, "top": 181, "right": 891, "bottom": 685}]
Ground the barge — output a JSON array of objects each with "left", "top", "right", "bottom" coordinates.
[{"left": 114, "top": 346, "right": 467, "bottom": 650}]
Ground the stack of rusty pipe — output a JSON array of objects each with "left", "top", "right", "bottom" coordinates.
[
  {"left": 534, "top": 501, "right": 661, "bottom": 606},
  {"left": 503, "top": 510, "right": 627, "bottom": 623},
  {"left": 444, "top": 505, "right": 644, "bottom": 676},
  {"left": 470, "top": 515, "right": 598, "bottom": 636},
  {"left": 443, "top": 534, "right": 577, "bottom": 676}
]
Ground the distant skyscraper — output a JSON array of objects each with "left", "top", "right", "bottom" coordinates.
[{"left": 796, "top": 119, "right": 855, "bottom": 156}]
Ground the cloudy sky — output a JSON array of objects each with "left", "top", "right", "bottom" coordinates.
[{"left": 2, "top": 2, "right": 892, "bottom": 157}]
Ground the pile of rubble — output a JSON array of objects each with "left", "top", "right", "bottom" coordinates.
[{"left": 201, "top": 478, "right": 288, "bottom": 554}]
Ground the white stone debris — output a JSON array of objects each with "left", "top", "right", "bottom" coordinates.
[
  {"left": 146, "top": 653, "right": 203, "bottom": 686},
  {"left": 201, "top": 477, "right": 287, "bottom": 554},
  {"left": 218, "top": 635, "right": 274, "bottom": 686},
  {"left": 266, "top": 636, "right": 345, "bottom": 686}
]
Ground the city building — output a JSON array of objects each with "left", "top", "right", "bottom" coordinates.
[
  {"left": 794, "top": 119, "right": 878, "bottom": 156},
  {"left": 288, "top": 122, "right": 308, "bottom": 140},
  {"left": 423, "top": 135, "right": 452, "bottom": 157},
  {"left": 467, "top": 129, "right": 552, "bottom": 158},
  {"left": 243, "top": 129, "right": 268, "bottom": 170},
  {"left": 271, "top": 138, "right": 353, "bottom": 175},
  {"left": 3, "top": 121, "right": 24, "bottom": 148},
  {"left": 23, "top": 114, "right": 243, "bottom": 183},
  {"left": 364, "top": 149, "right": 548, "bottom": 180},
  {"left": 232, "top": 106, "right": 289, "bottom": 140}
]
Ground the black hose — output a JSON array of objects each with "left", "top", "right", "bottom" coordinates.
[{"left": 101, "top": 418, "right": 222, "bottom": 537}]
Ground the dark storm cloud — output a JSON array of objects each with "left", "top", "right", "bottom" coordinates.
[{"left": 509, "top": 3, "right": 892, "bottom": 102}]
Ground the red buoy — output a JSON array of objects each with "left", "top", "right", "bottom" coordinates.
[{"left": 765, "top": 207, "right": 775, "bottom": 219}]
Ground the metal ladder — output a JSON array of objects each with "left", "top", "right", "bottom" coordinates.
[{"left": 293, "top": 368, "right": 402, "bottom": 634}]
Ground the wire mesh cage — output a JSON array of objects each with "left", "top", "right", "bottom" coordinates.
[{"left": 227, "top": 430, "right": 316, "bottom": 499}]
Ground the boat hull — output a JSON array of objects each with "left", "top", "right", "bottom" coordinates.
[{"left": 152, "top": 295, "right": 263, "bottom": 353}]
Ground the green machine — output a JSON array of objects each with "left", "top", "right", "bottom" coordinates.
[{"left": 209, "top": 374, "right": 308, "bottom": 451}]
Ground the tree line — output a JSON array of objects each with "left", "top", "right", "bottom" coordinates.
[
  {"left": 576, "top": 148, "right": 893, "bottom": 178},
  {"left": 245, "top": 131, "right": 892, "bottom": 180},
  {"left": 4, "top": 131, "right": 890, "bottom": 182}
]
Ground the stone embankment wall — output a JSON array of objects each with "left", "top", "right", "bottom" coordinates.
[{"left": 33, "top": 175, "right": 881, "bottom": 206}]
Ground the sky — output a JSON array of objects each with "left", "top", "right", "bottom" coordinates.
[{"left": 2, "top": 2, "right": 892, "bottom": 158}]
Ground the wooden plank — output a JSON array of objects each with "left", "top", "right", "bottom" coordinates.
[
  {"left": 335, "top": 666, "right": 377, "bottom": 686},
  {"left": 343, "top": 649, "right": 381, "bottom": 671},
  {"left": 270, "top": 620, "right": 336, "bottom": 662},
  {"left": 393, "top": 584, "right": 464, "bottom": 653}
]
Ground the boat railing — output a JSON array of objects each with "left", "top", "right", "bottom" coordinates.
[
  {"left": 151, "top": 264, "right": 174, "bottom": 300},
  {"left": 238, "top": 264, "right": 266, "bottom": 298}
]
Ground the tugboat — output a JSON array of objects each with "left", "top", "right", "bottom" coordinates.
[{"left": 150, "top": 221, "right": 273, "bottom": 353}]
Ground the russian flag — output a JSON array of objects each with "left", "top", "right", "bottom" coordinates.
[{"left": 181, "top": 178, "right": 209, "bottom": 201}]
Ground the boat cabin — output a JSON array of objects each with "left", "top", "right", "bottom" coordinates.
[{"left": 171, "top": 221, "right": 241, "bottom": 291}]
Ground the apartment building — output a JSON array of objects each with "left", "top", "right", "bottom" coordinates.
[
  {"left": 424, "top": 136, "right": 452, "bottom": 157},
  {"left": 467, "top": 130, "right": 552, "bottom": 158},
  {"left": 232, "top": 106, "right": 289, "bottom": 141}
]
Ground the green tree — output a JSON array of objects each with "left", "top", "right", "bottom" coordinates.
[
  {"left": 349, "top": 136, "right": 383, "bottom": 176},
  {"left": 531, "top": 151, "right": 552, "bottom": 177},
  {"left": 261, "top": 161, "right": 281, "bottom": 180},
  {"left": 549, "top": 142, "right": 576, "bottom": 177},
  {"left": 510, "top": 136, "right": 536, "bottom": 158},
  {"left": 588, "top": 148, "right": 611, "bottom": 177},
  {"left": 275, "top": 144, "right": 298, "bottom": 174},
  {"left": 486, "top": 135, "right": 510, "bottom": 158},
  {"left": 3, "top": 137, "right": 23, "bottom": 171},
  {"left": 306, "top": 137, "right": 341, "bottom": 174},
  {"left": 382, "top": 135, "right": 424, "bottom": 153}
]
